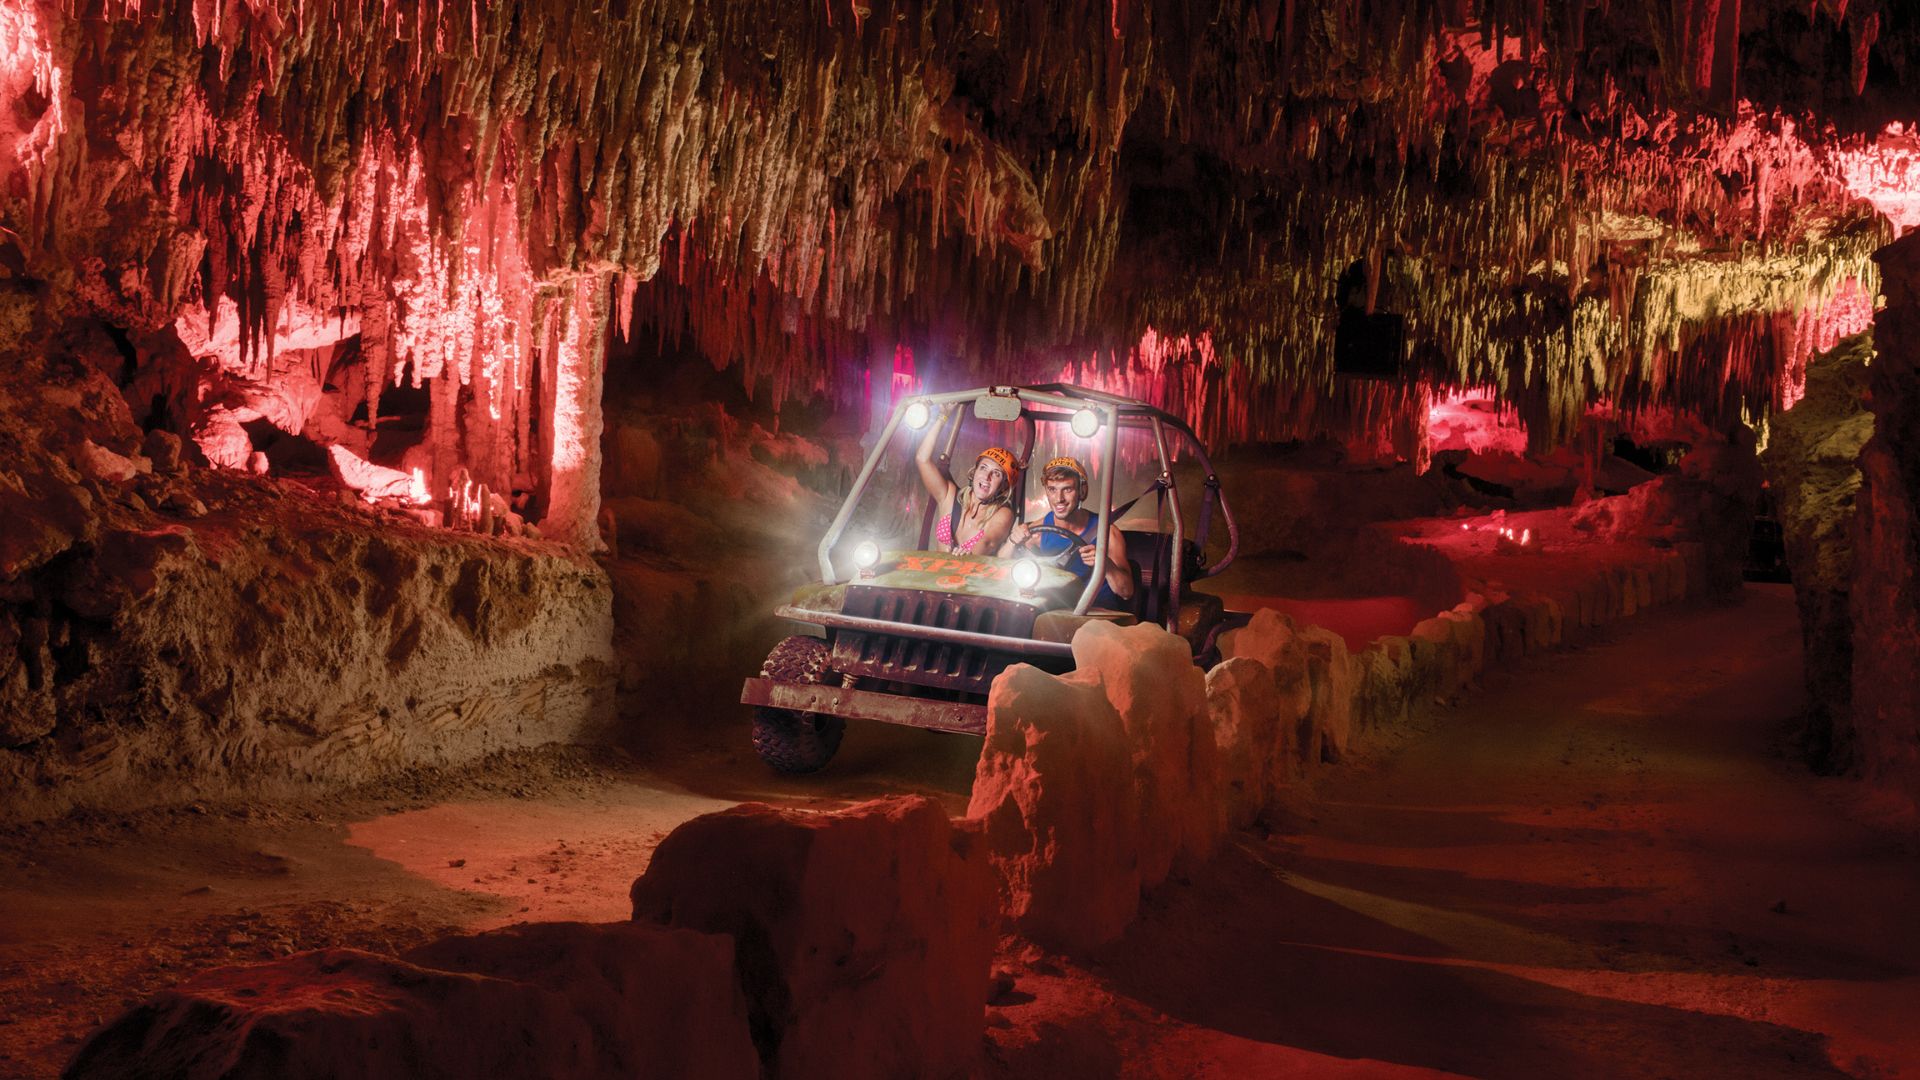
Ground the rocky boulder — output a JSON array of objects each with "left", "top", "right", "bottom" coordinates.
[
  {"left": 1070, "top": 621, "right": 1225, "bottom": 884},
  {"left": 630, "top": 795, "right": 994, "bottom": 1079},
  {"left": 1205, "top": 656, "right": 1289, "bottom": 827},
  {"left": 65, "top": 938, "right": 756, "bottom": 1080},
  {"left": 1298, "top": 624, "right": 1360, "bottom": 761},
  {"left": 404, "top": 921, "right": 758, "bottom": 1079},
  {"left": 968, "top": 661, "right": 1144, "bottom": 952},
  {"left": 1218, "top": 609, "right": 1316, "bottom": 767}
]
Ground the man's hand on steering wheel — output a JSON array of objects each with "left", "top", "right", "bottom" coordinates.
[{"left": 1018, "top": 524, "right": 1088, "bottom": 567}]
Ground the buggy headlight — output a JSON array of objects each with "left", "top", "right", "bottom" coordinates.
[
  {"left": 1070, "top": 407, "right": 1101, "bottom": 439},
  {"left": 903, "top": 400, "right": 931, "bottom": 430},
  {"left": 853, "top": 540, "right": 881, "bottom": 571},
  {"left": 1012, "top": 559, "right": 1042, "bottom": 592}
]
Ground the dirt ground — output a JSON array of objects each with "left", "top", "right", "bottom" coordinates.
[
  {"left": 985, "top": 584, "right": 1920, "bottom": 1078},
  {"left": 0, "top": 718, "right": 978, "bottom": 1079},
  {"left": 3, "top": 585, "right": 1917, "bottom": 1078}
]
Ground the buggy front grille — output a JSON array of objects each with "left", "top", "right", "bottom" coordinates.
[{"left": 830, "top": 588, "right": 1039, "bottom": 693}]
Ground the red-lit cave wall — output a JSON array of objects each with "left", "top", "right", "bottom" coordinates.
[
  {"left": 0, "top": 0, "right": 1917, "bottom": 814},
  {"left": 1852, "top": 235, "right": 1920, "bottom": 797},
  {"left": 5, "top": 0, "right": 1910, "bottom": 484}
]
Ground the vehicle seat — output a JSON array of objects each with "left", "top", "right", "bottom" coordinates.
[{"left": 1122, "top": 527, "right": 1173, "bottom": 625}]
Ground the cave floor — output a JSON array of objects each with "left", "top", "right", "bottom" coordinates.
[
  {"left": 0, "top": 719, "right": 977, "bottom": 1078},
  {"left": 3, "top": 585, "right": 1918, "bottom": 1078},
  {"left": 985, "top": 584, "right": 1920, "bottom": 1078}
]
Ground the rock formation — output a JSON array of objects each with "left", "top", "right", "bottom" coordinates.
[
  {"left": 64, "top": 514, "right": 1729, "bottom": 1078},
  {"left": 968, "top": 660, "right": 1147, "bottom": 953},
  {"left": 1853, "top": 234, "right": 1920, "bottom": 800},
  {"left": 0, "top": 0, "right": 1904, "bottom": 822},
  {"left": 1765, "top": 332, "right": 1875, "bottom": 769},
  {"left": 0, "top": 342, "right": 615, "bottom": 822},
  {"left": 630, "top": 796, "right": 996, "bottom": 1079},
  {"left": 64, "top": 930, "right": 759, "bottom": 1080}
]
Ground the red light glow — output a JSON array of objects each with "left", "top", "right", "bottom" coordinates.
[
  {"left": 1427, "top": 388, "right": 1529, "bottom": 457},
  {"left": 1778, "top": 276, "right": 1874, "bottom": 410},
  {"left": 0, "top": 0, "right": 64, "bottom": 169},
  {"left": 1834, "top": 123, "right": 1920, "bottom": 236}
]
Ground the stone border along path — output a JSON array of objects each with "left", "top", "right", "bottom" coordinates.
[{"left": 64, "top": 541, "right": 1708, "bottom": 1080}]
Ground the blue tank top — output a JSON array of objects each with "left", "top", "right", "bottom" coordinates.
[{"left": 1034, "top": 511, "right": 1125, "bottom": 609}]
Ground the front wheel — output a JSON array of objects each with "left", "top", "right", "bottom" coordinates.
[
  {"left": 751, "top": 636, "right": 846, "bottom": 774},
  {"left": 752, "top": 708, "right": 846, "bottom": 774}
]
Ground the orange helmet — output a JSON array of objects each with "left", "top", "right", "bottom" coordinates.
[
  {"left": 974, "top": 447, "right": 1018, "bottom": 483},
  {"left": 1042, "top": 456, "right": 1088, "bottom": 484}
]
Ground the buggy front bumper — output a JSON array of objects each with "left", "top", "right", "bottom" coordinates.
[
  {"left": 773, "top": 604, "right": 1074, "bottom": 659},
  {"left": 740, "top": 678, "right": 987, "bottom": 736}
]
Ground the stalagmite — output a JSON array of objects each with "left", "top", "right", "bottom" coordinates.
[{"left": 543, "top": 276, "right": 611, "bottom": 549}]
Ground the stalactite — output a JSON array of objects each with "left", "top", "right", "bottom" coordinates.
[
  {"left": 0, "top": 0, "right": 1904, "bottom": 526},
  {"left": 1833, "top": 123, "right": 1920, "bottom": 236}
]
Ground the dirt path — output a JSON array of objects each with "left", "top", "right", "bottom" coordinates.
[
  {"left": 0, "top": 718, "right": 978, "bottom": 1079},
  {"left": 7, "top": 585, "right": 1916, "bottom": 1078},
  {"left": 988, "top": 584, "right": 1920, "bottom": 1078}
]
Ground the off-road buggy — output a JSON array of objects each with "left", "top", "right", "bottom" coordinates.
[{"left": 740, "top": 384, "right": 1249, "bottom": 773}]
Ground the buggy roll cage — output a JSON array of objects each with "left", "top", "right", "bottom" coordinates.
[{"left": 816, "top": 385, "right": 1241, "bottom": 628}]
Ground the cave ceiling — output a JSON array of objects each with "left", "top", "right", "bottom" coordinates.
[{"left": 2, "top": 0, "right": 1915, "bottom": 455}]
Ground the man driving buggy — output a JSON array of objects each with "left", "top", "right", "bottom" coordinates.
[{"left": 1000, "top": 457, "right": 1134, "bottom": 608}]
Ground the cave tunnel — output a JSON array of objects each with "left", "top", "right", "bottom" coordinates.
[{"left": 4, "top": 1, "right": 1920, "bottom": 1077}]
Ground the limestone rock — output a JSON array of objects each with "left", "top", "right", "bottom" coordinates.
[
  {"left": 0, "top": 668, "right": 55, "bottom": 748},
  {"left": 405, "top": 922, "right": 758, "bottom": 1079},
  {"left": 190, "top": 409, "right": 254, "bottom": 471},
  {"left": 1410, "top": 616, "right": 1460, "bottom": 693},
  {"left": 142, "top": 428, "right": 186, "bottom": 474},
  {"left": 1206, "top": 656, "right": 1288, "bottom": 828},
  {"left": 1483, "top": 601, "right": 1527, "bottom": 661},
  {"left": 1299, "top": 625, "right": 1358, "bottom": 761},
  {"left": 1843, "top": 234, "right": 1920, "bottom": 799},
  {"left": 630, "top": 796, "right": 994, "bottom": 1079},
  {"left": 1533, "top": 593, "right": 1564, "bottom": 646},
  {"left": 326, "top": 444, "right": 417, "bottom": 502},
  {"left": 1852, "top": 433, "right": 1920, "bottom": 791},
  {"left": 66, "top": 949, "right": 608, "bottom": 1080},
  {"left": 1356, "top": 638, "right": 1417, "bottom": 730},
  {"left": 1218, "top": 607, "right": 1315, "bottom": 762},
  {"left": 969, "top": 662, "right": 1143, "bottom": 952},
  {"left": 1612, "top": 566, "right": 1637, "bottom": 618},
  {"left": 76, "top": 440, "right": 150, "bottom": 484},
  {"left": 1442, "top": 608, "right": 1486, "bottom": 676},
  {"left": 0, "top": 477, "right": 92, "bottom": 579},
  {"left": 605, "top": 425, "right": 666, "bottom": 499},
  {"left": 1219, "top": 608, "right": 1306, "bottom": 679},
  {"left": 1071, "top": 621, "right": 1225, "bottom": 883},
  {"left": 1764, "top": 331, "right": 1874, "bottom": 769},
  {"left": 0, "top": 507, "right": 616, "bottom": 823}
]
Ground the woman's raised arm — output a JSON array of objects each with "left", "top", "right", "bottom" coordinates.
[{"left": 914, "top": 403, "right": 957, "bottom": 503}]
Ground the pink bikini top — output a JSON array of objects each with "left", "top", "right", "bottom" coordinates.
[{"left": 934, "top": 510, "right": 985, "bottom": 553}]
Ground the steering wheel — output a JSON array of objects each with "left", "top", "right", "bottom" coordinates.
[{"left": 1017, "top": 524, "right": 1091, "bottom": 568}]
